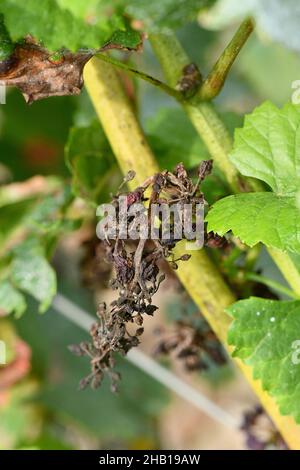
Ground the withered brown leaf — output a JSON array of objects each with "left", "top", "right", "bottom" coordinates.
[
  {"left": 0, "top": 34, "right": 143, "bottom": 104},
  {"left": 0, "top": 37, "right": 92, "bottom": 103}
]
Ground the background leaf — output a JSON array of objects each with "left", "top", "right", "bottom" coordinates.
[
  {"left": 11, "top": 241, "right": 57, "bottom": 313},
  {"left": 146, "top": 108, "right": 209, "bottom": 169},
  {"left": 0, "top": 0, "right": 141, "bottom": 52},
  {"left": 65, "top": 120, "right": 120, "bottom": 204},
  {"left": 146, "top": 107, "right": 242, "bottom": 170},
  {"left": 235, "top": 37, "right": 300, "bottom": 105},
  {"left": 56, "top": 0, "right": 108, "bottom": 20},
  {"left": 124, "top": 0, "right": 216, "bottom": 32},
  {"left": 0, "top": 198, "right": 36, "bottom": 247},
  {"left": 202, "top": 0, "right": 300, "bottom": 53},
  {"left": 0, "top": 281, "right": 26, "bottom": 317}
]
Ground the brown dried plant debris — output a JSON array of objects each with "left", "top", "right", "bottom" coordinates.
[
  {"left": 176, "top": 63, "right": 202, "bottom": 98},
  {"left": 69, "top": 161, "right": 222, "bottom": 392},
  {"left": 154, "top": 320, "right": 228, "bottom": 373},
  {"left": 241, "top": 406, "right": 287, "bottom": 450},
  {"left": 0, "top": 34, "right": 143, "bottom": 103}
]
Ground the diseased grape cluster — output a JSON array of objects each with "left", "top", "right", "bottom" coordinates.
[{"left": 70, "top": 161, "right": 227, "bottom": 391}]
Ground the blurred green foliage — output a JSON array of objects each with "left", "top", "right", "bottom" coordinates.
[{"left": 0, "top": 0, "right": 141, "bottom": 52}]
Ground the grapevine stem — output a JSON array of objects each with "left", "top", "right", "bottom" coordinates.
[
  {"left": 95, "top": 52, "right": 183, "bottom": 101},
  {"left": 84, "top": 57, "right": 300, "bottom": 449},
  {"left": 198, "top": 18, "right": 254, "bottom": 101}
]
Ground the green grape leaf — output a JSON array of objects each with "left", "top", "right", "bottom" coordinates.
[
  {"left": 230, "top": 102, "right": 300, "bottom": 195},
  {"left": 101, "top": 29, "right": 142, "bottom": 51},
  {"left": 124, "top": 0, "right": 216, "bottom": 32},
  {"left": 206, "top": 102, "right": 300, "bottom": 253},
  {"left": 65, "top": 120, "right": 120, "bottom": 204},
  {"left": 0, "top": 281, "right": 26, "bottom": 317},
  {"left": 11, "top": 240, "right": 57, "bottom": 313},
  {"left": 207, "top": 193, "right": 300, "bottom": 252},
  {"left": 227, "top": 297, "right": 300, "bottom": 422},
  {"left": 0, "top": 0, "right": 141, "bottom": 52},
  {"left": 56, "top": 0, "right": 107, "bottom": 20}
]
